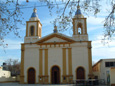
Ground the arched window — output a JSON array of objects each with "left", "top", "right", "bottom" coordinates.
[
  {"left": 78, "top": 27, "right": 81, "bottom": 34},
  {"left": 30, "top": 26, "right": 34, "bottom": 36},
  {"left": 77, "top": 23, "right": 82, "bottom": 34}
]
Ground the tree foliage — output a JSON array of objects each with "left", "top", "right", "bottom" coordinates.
[
  {"left": 5, "top": 58, "right": 20, "bottom": 76},
  {"left": 0, "top": 0, "right": 23, "bottom": 47},
  {"left": 39, "top": 0, "right": 115, "bottom": 40},
  {"left": 0, "top": 0, "right": 115, "bottom": 46}
]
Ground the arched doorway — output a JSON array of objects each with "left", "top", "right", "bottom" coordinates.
[
  {"left": 51, "top": 66, "right": 60, "bottom": 84},
  {"left": 28, "top": 68, "right": 35, "bottom": 84},
  {"left": 76, "top": 67, "right": 85, "bottom": 84},
  {"left": 76, "top": 67, "right": 85, "bottom": 79}
]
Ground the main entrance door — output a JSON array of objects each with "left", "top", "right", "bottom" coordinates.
[
  {"left": 51, "top": 66, "right": 60, "bottom": 84},
  {"left": 28, "top": 68, "right": 35, "bottom": 84}
]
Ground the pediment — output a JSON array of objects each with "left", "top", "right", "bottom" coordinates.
[
  {"left": 43, "top": 37, "right": 67, "bottom": 43},
  {"left": 36, "top": 33, "right": 75, "bottom": 44}
]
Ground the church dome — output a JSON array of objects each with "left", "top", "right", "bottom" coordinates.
[
  {"left": 75, "top": 6, "right": 82, "bottom": 15},
  {"left": 29, "top": 8, "right": 40, "bottom": 21},
  {"left": 74, "top": 6, "right": 84, "bottom": 18},
  {"left": 31, "top": 11, "right": 38, "bottom": 18}
]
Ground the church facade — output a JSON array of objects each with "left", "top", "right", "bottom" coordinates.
[{"left": 20, "top": 6, "right": 93, "bottom": 84}]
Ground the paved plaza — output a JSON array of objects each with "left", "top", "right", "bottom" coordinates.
[
  {"left": 0, "top": 83, "right": 110, "bottom": 86},
  {"left": 0, "top": 83, "right": 73, "bottom": 86}
]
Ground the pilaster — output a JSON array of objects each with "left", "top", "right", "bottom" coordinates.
[{"left": 20, "top": 44, "right": 25, "bottom": 84}]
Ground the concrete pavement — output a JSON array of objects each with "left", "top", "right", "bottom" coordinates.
[{"left": 0, "top": 83, "right": 110, "bottom": 86}]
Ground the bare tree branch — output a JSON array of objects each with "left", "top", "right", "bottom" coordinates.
[{"left": 62, "top": 0, "right": 71, "bottom": 16}]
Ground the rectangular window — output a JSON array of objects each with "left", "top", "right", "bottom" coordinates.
[
  {"left": 110, "top": 62, "right": 114, "bottom": 67},
  {"left": 105, "top": 62, "right": 115, "bottom": 67},
  {"left": 105, "top": 62, "right": 110, "bottom": 67},
  {"left": 113, "top": 62, "right": 115, "bottom": 66}
]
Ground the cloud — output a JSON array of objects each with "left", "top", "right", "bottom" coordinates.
[
  {"left": 41, "top": 16, "right": 57, "bottom": 27},
  {"left": 18, "top": 27, "right": 26, "bottom": 31},
  {"left": 87, "top": 16, "right": 104, "bottom": 25},
  {"left": 92, "top": 35, "right": 115, "bottom": 61},
  {"left": 88, "top": 26, "right": 103, "bottom": 32}
]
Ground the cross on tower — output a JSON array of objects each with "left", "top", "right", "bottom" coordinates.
[
  {"left": 34, "top": 3, "right": 36, "bottom": 9},
  {"left": 78, "top": 0, "right": 80, "bottom": 6}
]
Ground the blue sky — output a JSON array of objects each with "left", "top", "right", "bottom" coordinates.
[{"left": 0, "top": 0, "right": 115, "bottom": 65}]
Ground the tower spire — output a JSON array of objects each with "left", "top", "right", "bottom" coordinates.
[
  {"left": 78, "top": 0, "right": 80, "bottom": 7},
  {"left": 34, "top": 4, "right": 37, "bottom": 13},
  {"left": 53, "top": 25, "right": 58, "bottom": 33},
  {"left": 74, "top": 0, "right": 84, "bottom": 18},
  {"left": 29, "top": 7, "right": 40, "bottom": 21}
]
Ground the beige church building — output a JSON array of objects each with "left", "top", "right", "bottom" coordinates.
[{"left": 20, "top": 5, "right": 93, "bottom": 84}]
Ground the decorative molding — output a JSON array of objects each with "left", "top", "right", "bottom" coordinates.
[
  {"left": 20, "top": 44, "right": 25, "bottom": 84},
  {"left": 68, "top": 48, "right": 72, "bottom": 75},
  {"left": 87, "top": 41, "right": 93, "bottom": 78},
  {"left": 39, "top": 49, "right": 43, "bottom": 75},
  {"left": 26, "top": 21, "right": 42, "bottom": 26},
  {"left": 36, "top": 34, "right": 75, "bottom": 44},
  {"left": 62, "top": 48, "right": 67, "bottom": 83}
]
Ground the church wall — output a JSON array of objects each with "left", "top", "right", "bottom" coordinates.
[
  {"left": 23, "top": 41, "right": 90, "bottom": 84},
  {"left": 72, "top": 35, "right": 88, "bottom": 41},
  {"left": 23, "top": 42, "right": 90, "bottom": 83},
  {"left": 24, "top": 45, "right": 39, "bottom": 83},
  {"left": 48, "top": 47, "right": 63, "bottom": 83},
  {"left": 71, "top": 42, "right": 89, "bottom": 80}
]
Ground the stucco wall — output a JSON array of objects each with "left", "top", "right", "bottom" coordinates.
[
  {"left": 93, "top": 59, "right": 115, "bottom": 84},
  {"left": 100, "top": 59, "right": 115, "bottom": 84},
  {"left": 24, "top": 45, "right": 39, "bottom": 83},
  {"left": 0, "top": 69, "right": 18, "bottom": 82},
  {"left": 48, "top": 47, "right": 63, "bottom": 83},
  {"left": 72, "top": 43, "right": 89, "bottom": 80},
  {"left": 0, "top": 70, "right": 11, "bottom": 78},
  {"left": 23, "top": 37, "right": 90, "bottom": 83},
  {"left": 110, "top": 68, "right": 115, "bottom": 85},
  {"left": 24, "top": 43, "right": 89, "bottom": 83}
]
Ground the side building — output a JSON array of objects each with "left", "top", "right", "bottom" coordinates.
[
  {"left": 0, "top": 67, "right": 11, "bottom": 78},
  {"left": 93, "top": 59, "right": 115, "bottom": 85}
]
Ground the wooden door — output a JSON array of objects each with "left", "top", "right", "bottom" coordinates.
[
  {"left": 51, "top": 66, "right": 60, "bottom": 84},
  {"left": 77, "top": 67, "right": 85, "bottom": 79},
  {"left": 28, "top": 68, "right": 35, "bottom": 84},
  {"left": 76, "top": 67, "right": 85, "bottom": 84}
]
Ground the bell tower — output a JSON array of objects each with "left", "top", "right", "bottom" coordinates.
[
  {"left": 72, "top": 5, "right": 88, "bottom": 41},
  {"left": 24, "top": 8, "right": 42, "bottom": 43}
]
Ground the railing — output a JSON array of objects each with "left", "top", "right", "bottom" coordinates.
[{"left": 72, "top": 79, "right": 106, "bottom": 86}]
